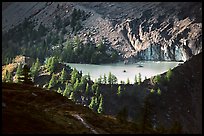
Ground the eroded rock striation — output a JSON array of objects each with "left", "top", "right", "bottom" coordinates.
[{"left": 2, "top": 2, "right": 202, "bottom": 62}]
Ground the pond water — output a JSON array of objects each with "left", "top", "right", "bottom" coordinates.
[{"left": 65, "top": 61, "right": 183, "bottom": 84}]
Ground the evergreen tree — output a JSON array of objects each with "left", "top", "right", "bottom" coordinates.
[
  {"left": 70, "top": 68, "right": 80, "bottom": 84},
  {"left": 49, "top": 57, "right": 55, "bottom": 73},
  {"left": 112, "top": 74, "right": 118, "bottom": 84},
  {"left": 157, "top": 88, "right": 161, "bottom": 95},
  {"left": 63, "top": 83, "right": 69, "bottom": 96},
  {"left": 103, "top": 73, "right": 107, "bottom": 84},
  {"left": 48, "top": 73, "right": 56, "bottom": 89},
  {"left": 48, "top": 56, "right": 59, "bottom": 74},
  {"left": 89, "top": 96, "right": 96, "bottom": 110},
  {"left": 150, "top": 88, "right": 155, "bottom": 93},
  {"left": 57, "top": 87, "right": 62, "bottom": 94},
  {"left": 30, "top": 63, "right": 37, "bottom": 78},
  {"left": 91, "top": 82, "right": 99, "bottom": 94},
  {"left": 30, "top": 58, "right": 40, "bottom": 79},
  {"left": 94, "top": 97, "right": 98, "bottom": 109},
  {"left": 35, "top": 58, "right": 40, "bottom": 71},
  {"left": 69, "top": 92, "right": 75, "bottom": 101},
  {"left": 108, "top": 72, "right": 112, "bottom": 85},
  {"left": 166, "top": 68, "right": 173, "bottom": 82},
  {"left": 60, "top": 68, "right": 66, "bottom": 84},
  {"left": 5, "top": 70, "right": 12, "bottom": 82},
  {"left": 79, "top": 76, "right": 86, "bottom": 92},
  {"left": 45, "top": 57, "right": 52, "bottom": 69},
  {"left": 85, "top": 83, "right": 89, "bottom": 95},
  {"left": 15, "top": 64, "right": 23, "bottom": 83},
  {"left": 117, "top": 85, "right": 121, "bottom": 96},
  {"left": 138, "top": 73, "right": 142, "bottom": 85},
  {"left": 97, "top": 75, "right": 102, "bottom": 84},
  {"left": 126, "top": 78, "right": 130, "bottom": 84},
  {"left": 120, "top": 80, "right": 125, "bottom": 84},
  {"left": 73, "top": 78, "right": 79, "bottom": 92},
  {"left": 95, "top": 86, "right": 99, "bottom": 97},
  {"left": 87, "top": 73, "right": 91, "bottom": 82},
  {"left": 18, "top": 64, "right": 33, "bottom": 84},
  {"left": 97, "top": 95, "right": 103, "bottom": 114},
  {"left": 153, "top": 75, "right": 162, "bottom": 84},
  {"left": 134, "top": 74, "right": 138, "bottom": 85}
]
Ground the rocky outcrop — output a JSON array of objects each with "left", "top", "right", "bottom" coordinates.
[
  {"left": 2, "top": 2, "right": 202, "bottom": 62},
  {"left": 117, "top": 3, "right": 202, "bottom": 61}
]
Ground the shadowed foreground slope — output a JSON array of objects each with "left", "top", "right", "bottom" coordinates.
[
  {"left": 2, "top": 83, "right": 141, "bottom": 134},
  {"left": 142, "top": 52, "right": 202, "bottom": 133}
]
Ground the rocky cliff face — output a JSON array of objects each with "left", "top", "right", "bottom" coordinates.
[
  {"left": 2, "top": 2, "right": 202, "bottom": 62},
  {"left": 118, "top": 3, "right": 202, "bottom": 61}
]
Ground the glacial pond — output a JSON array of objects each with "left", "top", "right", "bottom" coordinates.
[{"left": 66, "top": 61, "right": 183, "bottom": 84}]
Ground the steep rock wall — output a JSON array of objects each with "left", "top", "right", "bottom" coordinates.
[{"left": 117, "top": 3, "right": 202, "bottom": 61}]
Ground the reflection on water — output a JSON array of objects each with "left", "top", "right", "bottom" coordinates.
[{"left": 66, "top": 61, "right": 183, "bottom": 84}]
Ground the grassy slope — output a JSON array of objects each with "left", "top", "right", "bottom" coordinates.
[
  {"left": 142, "top": 52, "right": 202, "bottom": 133},
  {"left": 2, "top": 83, "right": 142, "bottom": 134}
]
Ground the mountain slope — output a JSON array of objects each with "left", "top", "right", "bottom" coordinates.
[
  {"left": 2, "top": 82, "right": 141, "bottom": 134},
  {"left": 142, "top": 52, "right": 202, "bottom": 133},
  {"left": 2, "top": 2, "right": 202, "bottom": 62}
]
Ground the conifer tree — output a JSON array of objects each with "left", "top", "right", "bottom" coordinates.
[
  {"left": 138, "top": 73, "right": 142, "bottom": 85},
  {"left": 71, "top": 68, "right": 80, "bottom": 84},
  {"left": 49, "top": 57, "right": 55, "bottom": 73},
  {"left": 85, "top": 83, "right": 89, "bottom": 95},
  {"left": 97, "top": 95, "right": 103, "bottom": 114},
  {"left": 35, "top": 58, "right": 40, "bottom": 71},
  {"left": 91, "top": 82, "right": 98, "bottom": 94},
  {"left": 150, "top": 88, "right": 155, "bottom": 93},
  {"left": 48, "top": 73, "right": 56, "bottom": 89},
  {"left": 57, "top": 87, "right": 62, "bottom": 94},
  {"left": 120, "top": 80, "right": 125, "bottom": 84},
  {"left": 95, "top": 86, "right": 99, "bottom": 96},
  {"left": 108, "top": 72, "right": 112, "bottom": 85},
  {"left": 30, "top": 63, "right": 37, "bottom": 78},
  {"left": 18, "top": 64, "right": 33, "bottom": 84},
  {"left": 103, "top": 73, "right": 107, "bottom": 84},
  {"left": 5, "top": 70, "right": 12, "bottom": 82},
  {"left": 15, "top": 64, "right": 23, "bottom": 83},
  {"left": 69, "top": 92, "right": 74, "bottom": 101},
  {"left": 94, "top": 97, "right": 98, "bottom": 108},
  {"left": 166, "top": 68, "right": 173, "bottom": 82},
  {"left": 73, "top": 78, "right": 79, "bottom": 92},
  {"left": 89, "top": 96, "right": 95, "bottom": 110},
  {"left": 134, "top": 74, "right": 138, "bottom": 85},
  {"left": 30, "top": 58, "right": 40, "bottom": 79},
  {"left": 87, "top": 73, "right": 91, "bottom": 82},
  {"left": 117, "top": 85, "right": 121, "bottom": 96},
  {"left": 45, "top": 57, "right": 52, "bottom": 69},
  {"left": 126, "top": 78, "right": 130, "bottom": 84},
  {"left": 60, "top": 68, "right": 66, "bottom": 84},
  {"left": 97, "top": 75, "right": 102, "bottom": 84},
  {"left": 112, "top": 74, "right": 118, "bottom": 84},
  {"left": 153, "top": 75, "right": 162, "bottom": 84},
  {"left": 157, "top": 88, "right": 161, "bottom": 95},
  {"left": 65, "top": 83, "right": 72, "bottom": 96}
]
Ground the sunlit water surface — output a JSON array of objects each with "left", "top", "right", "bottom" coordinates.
[{"left": 66, "top": 61, "right": 183, "bottom": 83}]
